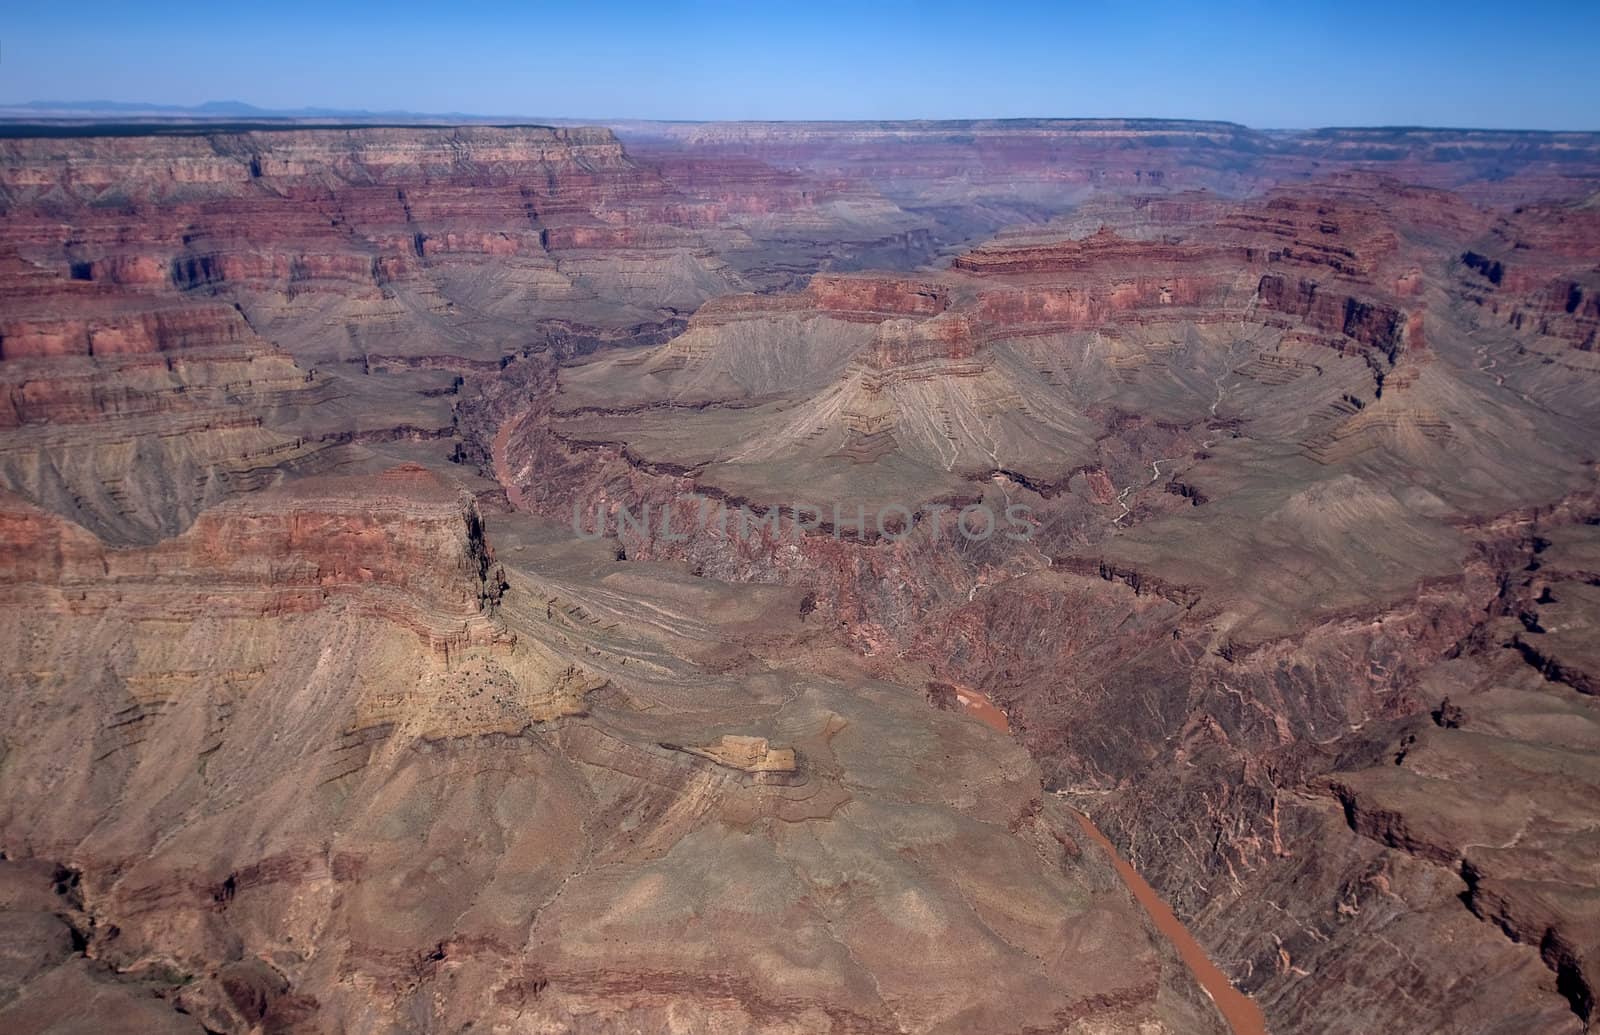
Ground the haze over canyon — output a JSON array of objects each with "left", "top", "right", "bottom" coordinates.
[{"left": 0, "top": 109, "right": 1597, "bottom": 1035}]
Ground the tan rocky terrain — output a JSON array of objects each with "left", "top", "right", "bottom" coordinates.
[{"left": 2, "top": 119, "right": 1599, "bottom": 1033}]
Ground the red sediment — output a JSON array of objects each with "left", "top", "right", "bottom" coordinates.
[
  {"left": 492, "top": 417, "right": 526, "bottom": 510},
  {"left": 953, "top": 685, "right": 1010, "bottom": 734}
]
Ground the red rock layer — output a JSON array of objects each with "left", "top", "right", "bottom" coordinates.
[
  {"left": 0, "top": 125, "right": 713, "bottom": 366},
  {"left": 0, "top": 464, "right": 502, "bottom": 634}
]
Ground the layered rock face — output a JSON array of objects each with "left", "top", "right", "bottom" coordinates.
[
  {"left": 493, "top": 172, "right": 1600, "bottom": 1034},
  {"left": 0, "top": 125, "right": 736, "bottom": 364},
  {"left": 6, "top": 118, "right": 1600, "bottom": 1034},
  {"left": 0, "top": 123, "right": 1019, "bottom": 542}
]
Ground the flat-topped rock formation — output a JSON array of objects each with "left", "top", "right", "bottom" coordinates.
[
  {"left": 676, "top": 733, "right": 798, "bottom": 773},
  {"left": 619, "top": 119, "right": 1600, "bottom": 215}
]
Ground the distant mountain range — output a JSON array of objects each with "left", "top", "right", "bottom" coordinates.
[
  {"left": 0, "top": 99, "right": 536, "bottom": 122},
  {"left": 5, "top": 100, "right": 1597, "bottom": 139}
]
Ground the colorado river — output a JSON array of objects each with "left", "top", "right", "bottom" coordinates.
[
  {"left": 954, "top": 684, "right": 1011, "bottom": 734},
  {"left": 1071, "top": 810, "right": 1268, "bottom": 1035},
  {"left": 491, "top": 417, "right": 526, "bottom": 510},
  {"left": 956, "top": 689, "right": 1266, "bottom": 1033}
]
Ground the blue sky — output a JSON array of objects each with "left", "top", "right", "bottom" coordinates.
[{"left": 3, "top": 1, "right": 1596, "bottom": 128}]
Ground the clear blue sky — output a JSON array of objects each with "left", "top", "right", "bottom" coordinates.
[{"left": 3, "top": 1, "right": 1596, "bottom": 129}]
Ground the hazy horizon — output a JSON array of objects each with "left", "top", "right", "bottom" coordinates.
[{"left": 10, "top": 97, "right": 1600, "bottom": 135}]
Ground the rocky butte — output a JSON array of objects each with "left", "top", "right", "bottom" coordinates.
[{"left": 0, "top": 118, "right": 1598, "bottom": 1034}]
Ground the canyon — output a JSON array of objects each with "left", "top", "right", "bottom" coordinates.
[{"left": 1, "top": 118, "right": 1598, "bottom": 1033}]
